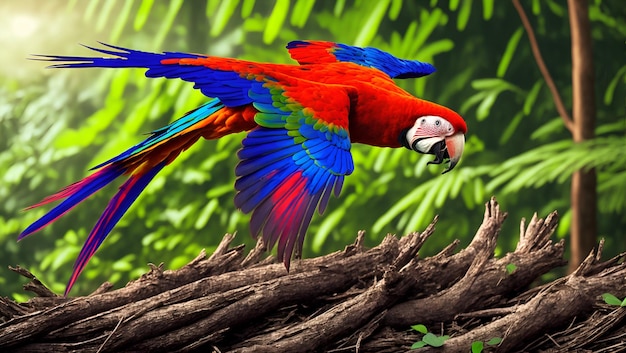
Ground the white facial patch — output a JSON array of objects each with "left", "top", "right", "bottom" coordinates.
[{"left": 406, "top": 115, "right": 454, "bottom": 153}]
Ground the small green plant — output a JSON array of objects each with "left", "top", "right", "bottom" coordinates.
[
  {"left": 602, "top": 293, "right": 626, "bottom": 307},
  {"left": 505, "top": 263, "right": 517, "bottom": 275},
  {"left": 410, "top": 324, "right": 450, "bottom": 349},
  {"left": 471, "top": 337, "right": 502, "bottom": 353}
]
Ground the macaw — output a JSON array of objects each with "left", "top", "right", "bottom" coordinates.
[{"left": 20, "top": 41, "right": 467, "bottom": 295}]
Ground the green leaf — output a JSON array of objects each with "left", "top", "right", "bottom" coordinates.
[
  {"left": 422, "top": 332, "right": 449, "bottom": 347},
  {"left": 482, "top": 0, "right": 494, "bottom": 20},
  {"left": 407, "top": 177, "right": 442, "bottom": 232},
  {"left": 243, "top": 16, "right": 266, "bottom": 32},
  {"left": 456, "top": 0, "right": 472, "bottom": 30},
  {"left": 487, "top": 337, "right": 502, "bottom": 345},
  {"left": 604, "top": 65, "right": 626, "bottom": 105},
  {"left": 411, "top": 324, "right": 428, "bottom": 334},
  {"left": 530, "top": 117, "right": 564, "bottom": 140},
  {"left": 354, "top": 0, "right": 391, "bottom": 47},
  {"left": 312, "top": 206, "right": 346, "bottom": 252},
  {"left": 50, "top": 245, "right": 80, "bottom": 272},
  {"left": 411, "top": 341, "right": 427, "bottom": 349},
  {"left": 241, "top": 0, "right": 255, "bottom": 18},
  {"left": 290, "top": 0, "right": 315, "bottom": 28},
  {"left": 506, "top": 263, "right": 517, "bottom": 274},
  {"left": 497, "top": 27, "right": 523, "bottom": 78},
  {"left": 84, "top": 0, "right": 100, "bottom": 22},
  {"left": 388, "top": 0, "right": 403, "bottom": 20},
  {"left": 460, "top": 90, "right": 488, "bottom": 114},
  {"left": 134, "top": 0, "right": 154, "bottom": 30},
  {"left": 471, "top": 78, "right": 522, "bottom": 93},
  {"left": 476, "top": 92, "right": 496, "bottom": 121},
  {"left": 416, "top": 39, "right": 454, "bottom": 60},
  {"left": 499, "top": 111, "right": 524, "bottom": 145},
  {"left": 95, "top": 0, "right": 116, "bottom": 33},
  {"left": 523, "top": 80, "right": 543, "bottom": 115},
  {"left": 434, "top": 171, "right": 455, "bottom": 207},
  {"left": 112, "top": 254, "right": 136, "bottom": 271},
  {"left": 211, "top": 0, "right": 240, "bottom": 37},
  {"left": 473, "top": 177, "right": 485, "bottom": 206},
  {"left": 411, "top": 9, "right": 443, "bottom": 54},
  {"left": 110, "top": 0, "right": 134, "bottom": 43},
  {"left": 546, "top": 0, "right": 565, "bottom": 16},
  {"left": 153, "top": 0, "right": 183, "bottom": 48},
  {"left": 471, "top": 340, "right": 484, "bottom": 353},
  {"left": 194, "top": 199, "right": 219, "bottom": 229},
  {"left": 602, "top": 293, "right": 623, "bottom": 306},
  {"left": 532, "top": 0, "right": 541, "bottom": 15},
  {"left": 263, "top": 0, "right": 289, "bottom": 44},
  {"left": 333, "top": 0, "right": 345, "bottom": 17}
]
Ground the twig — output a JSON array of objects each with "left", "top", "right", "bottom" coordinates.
[
  {"left": 96, "top": 315, "right": 125, "bottom": 353},
  {"left": 512, "top": 0, "right": 574, "bottom": 133}
]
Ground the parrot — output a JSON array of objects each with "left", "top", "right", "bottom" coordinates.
[{"left": 20, "top": 40, "right": 467, "bottom": 295}]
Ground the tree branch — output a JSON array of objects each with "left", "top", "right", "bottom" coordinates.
[
  {"left": 512, "top": 0, "right": 574, "bottom": 133},
  {"left": 3, "top": 200, "right": 624, "bottom": 352}
]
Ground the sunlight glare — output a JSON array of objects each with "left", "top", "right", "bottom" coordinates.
[{"left": 10, "top": 14, "right": 40, "bottom": 38}]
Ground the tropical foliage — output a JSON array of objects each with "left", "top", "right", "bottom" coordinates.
[{"left": 1, "top": 0, "right": 623, "bottom": 298}]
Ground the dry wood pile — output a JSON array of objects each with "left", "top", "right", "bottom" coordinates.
[{"left": 1, "top": 198, "right": 625, "bottom": 353}]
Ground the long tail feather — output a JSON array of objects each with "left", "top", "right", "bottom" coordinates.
[
  {"left": 20, "top": 99, "right": 232, "bottom": 295},
  {"left": 65, "top": 162, "right": 165, "bottom": 295},
  {"left": 19, "top": 165, "right": 124, "bottom": 240},
  {"left": 91, "top": 99, "right": 225, "bottom": 169},
  {"left": 21, "top": 99, "right": 225, "bottom": 239},
  {"left": 31, "top": 43, "right": 204, "bottom": 70}
]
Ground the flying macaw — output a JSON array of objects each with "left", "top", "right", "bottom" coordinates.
[{"left": 20, "top": 41, "right": 467, "bottom": 295}]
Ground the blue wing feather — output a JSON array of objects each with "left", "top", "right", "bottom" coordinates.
[
  {"left": 287, "top": 40, "right": 436, "bottom": 78},
  {"left": 234, "top": 80, "right": 353, "bottom": 264},
  {"left": 34, "top": 44, "right": 257, "bottom": 107}
]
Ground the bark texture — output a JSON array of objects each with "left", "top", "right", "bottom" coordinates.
[
  {"left": 1, "top": 198, "right": 625, "bottom": 353},
  {"left": 568, "top": 0, "right": 598, "bottom": 273}
]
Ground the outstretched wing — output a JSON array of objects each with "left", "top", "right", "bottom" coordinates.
[
  {"left": 234, "top": 76, "right": 355, "bottom": 267},
  {"left": 286, "top": 40, "right": 436, "bottom": 79},
  {"left": 35, "top": 43, "right": 355, "bottom": 271}
]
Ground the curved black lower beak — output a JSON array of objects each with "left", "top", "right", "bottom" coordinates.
[
  {"left": 426, "top": 140, "right": 455, "bottom": 174},
  {"left": 406, "top": 132, "right": 464, "bottom": 174},
  {"left": 426, "top": 140, "right": 448, "bottom": 165}
]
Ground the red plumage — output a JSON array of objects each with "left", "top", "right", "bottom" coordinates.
[{"left": 21, "top": 41, "right": 467, "bottom": 295}]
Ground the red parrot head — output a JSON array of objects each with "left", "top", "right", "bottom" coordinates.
[{"left": 402, "top": 115, "right": 466, "bottom": 174}]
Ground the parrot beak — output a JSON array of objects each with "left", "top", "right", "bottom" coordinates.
[
  {"left": 403, "top": 117, "right": 466, "bottom": 174},
  {"left": 441, "top": 132, "right": 465, "bottom": 174},
  {"left": 424, "top": 132, "right": 465, "bottom": 174}
]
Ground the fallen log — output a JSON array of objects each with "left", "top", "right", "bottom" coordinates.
[{"left": 0, "top": 197, "right": 624, "bottom": 353}]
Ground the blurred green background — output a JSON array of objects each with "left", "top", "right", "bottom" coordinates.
[{"left": 1, "top": 0, "right": 624, "bottom": 299}]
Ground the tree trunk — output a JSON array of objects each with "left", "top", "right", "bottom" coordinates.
[
  {"left": 513, "top": 0, "right": 599, "bottom": 272},
  {"left": 568, "top": 0, "right": 597, "bottom": 272}
]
